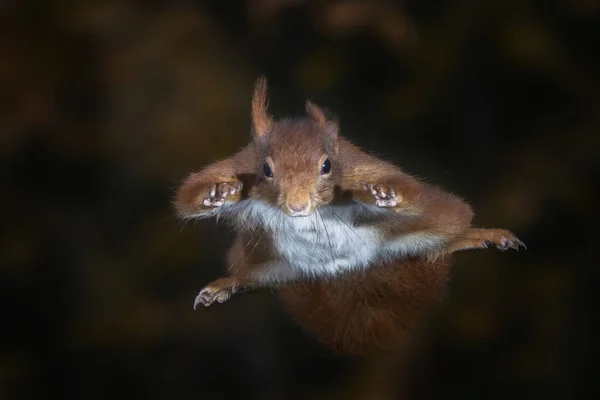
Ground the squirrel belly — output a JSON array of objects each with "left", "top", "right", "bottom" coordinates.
[
  {"left": 230, "top": 199, "right": 449, "bottom": 277},
  {"left": 278, "top": 257, "right": 451, "bottom": 355}
]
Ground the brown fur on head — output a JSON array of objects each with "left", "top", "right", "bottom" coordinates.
[{"left": 250, "top": 77, "right": 342, "bottom": 217}]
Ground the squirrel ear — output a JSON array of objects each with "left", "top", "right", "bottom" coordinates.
[
  {"left": 306, "top": 100, "right": 338, "bottom": 141},
  {"left": 252, "top": 76, "right": 272, "bottom": 138}
]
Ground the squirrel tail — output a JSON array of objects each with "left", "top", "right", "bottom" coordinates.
[{"left": 278, "top": 257, "right": 452, "bottom": 355}]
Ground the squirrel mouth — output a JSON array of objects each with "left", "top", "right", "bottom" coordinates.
[
  {"left": 284, "top": 200, "right": 313, "bottom": 217},
  {"left": 285, "top": 209, "right": 312, "bottom": 218},
  {"left": 283, "top": 207, "right": 313, "bottom": 218}
]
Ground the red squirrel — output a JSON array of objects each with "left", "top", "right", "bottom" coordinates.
[{"left": 175, "top": 77, "right": 525, "bottom": 354}]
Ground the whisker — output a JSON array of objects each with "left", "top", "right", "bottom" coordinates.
[
  {"left": 179, "top": 216, "right": 192, "bottom": 233},
  {"left": 226, "top": 229, "right": 259, "bottom": 273},
  {"left": 242, "top": 211, "right": 277, "bottom": 267},
  {"left": 273, "top": 200, "right": 286, "bottom": 242},
  {"left": 242, "top": 201, "right": 285, "bottom": 267},
  {"left": 316, "top": 207, "right": 335, "bottom": 266},
  {"left": 320, "top": 205, "right": 368, "bottom": 247},
  {"left": 234, "top": 199, "right": 276, "bottom": 235},
  {"left": 227, "top": 201, "right": 280, "bottom": 271}
]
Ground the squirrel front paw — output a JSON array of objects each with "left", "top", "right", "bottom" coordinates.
[
  {"left": 360, "top": 182, "right": 400, "bottom": 207},
  {"left": 202, "top": 181, "right": 243, "bottom": 208}
]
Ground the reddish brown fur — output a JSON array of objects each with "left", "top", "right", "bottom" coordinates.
[
  {"left": 278, "top": 257, "right": 451, "bottom": 355},
  {"left": 174, "top": 76, "right": 525, "bottom": 354},
  {"left": 251, "top": 76, "right": 271, "bottom": 137},
  {"left": 174, "top": 145, "right": 258, "bottom": 216},
  {"left": 262, "top": 119, "right": 341, "bottom": 212}
]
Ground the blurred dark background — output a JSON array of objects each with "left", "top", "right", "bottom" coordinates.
[{"left": 1, "top": 0, "right": 598, "bottom": 399}]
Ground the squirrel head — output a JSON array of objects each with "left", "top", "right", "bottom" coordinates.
[{"left": 250, "top": 76, "right": 341, "bottom": 217}]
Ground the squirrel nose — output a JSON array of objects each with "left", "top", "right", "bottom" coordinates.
[{"left": 286, "top": 201, "right": 310, "bottom": 215}]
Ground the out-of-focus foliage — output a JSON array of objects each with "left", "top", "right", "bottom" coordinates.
[{"left": 0, "top": 0, "right": 598, "bottom": 399}]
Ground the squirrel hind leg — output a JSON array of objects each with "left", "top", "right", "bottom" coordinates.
[{"left": 445, "top": 228, "right": 526, "bottom": 254}]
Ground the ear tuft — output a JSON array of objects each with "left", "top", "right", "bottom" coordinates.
[
  {"left": 306, "top": 100, "right": 338, "bottom": 141},
  {"left": 252, "top": 76, "right": 272, "bottom": 138},
  {"left": 305, "top": 100, "right": 326, "bottom": 125}
]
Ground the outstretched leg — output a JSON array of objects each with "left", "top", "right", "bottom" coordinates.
[
  {"left": 446, "top": 228, "right": 526, "bottom": 253},
  {"left": 193, "top": 260, "right": 299, "bottom": 309}
]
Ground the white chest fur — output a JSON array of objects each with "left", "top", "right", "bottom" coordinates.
[
  {"left": 232, "top": 200, "right": 383, "bottom": 276},
  {"left": 227, "top": 200, "right": 445, "bottom": 278}
]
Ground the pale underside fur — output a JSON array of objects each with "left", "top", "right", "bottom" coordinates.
[{"left": 190, "top": 199, "right": 446, "bottom": 281}]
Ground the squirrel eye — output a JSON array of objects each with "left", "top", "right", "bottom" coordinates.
[
  {"left": 263, "top": 162, "right": 273, "bottom": 178},
  {"left": 321, "top": 158, "right": 331, "bottom": 175}
]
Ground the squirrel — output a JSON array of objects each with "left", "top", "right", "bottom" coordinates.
[{"left": 174, "top": 76, "right": 525, "bottom": 355}]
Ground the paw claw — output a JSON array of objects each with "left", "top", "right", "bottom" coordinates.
[
  {"left": 193, "top": 284, "right": 233, "bottom": 309},
  {"left": 496, "top": 237, "right": 526, "bottom": 251}
]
